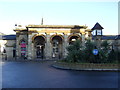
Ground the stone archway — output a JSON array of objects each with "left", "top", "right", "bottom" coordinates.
[
  {"left": 51, "top": 35, "right": 63, "bottom": 59},
  {"left": 34, "top": 36, "right": 46, "bottom": 59},
  {"left": 68, "top": 34, "right": 81, "bottom": 44}
]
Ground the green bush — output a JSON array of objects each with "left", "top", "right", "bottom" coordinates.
[
  {"left": 83, "top": 39, "right": 96, "bottom": 63},
  {"left": 65, "top": 39, "right": 119, "bottom": 64},
  {"left": 97, "top": 49, "right": 108, "bottom": 63},
  {"left": 101, "top": 40, "right": 109, "bottom": 51},
  {"left": 108, "top": 49, "right": 120, "bottom": 63},
  {"left": 66, "top": 40, "right": 83, "bottom": 63},
  {"left": 98, "top": 40, "right": 109, "bottom": 63}
]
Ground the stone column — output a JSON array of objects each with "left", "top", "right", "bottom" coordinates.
[
  {"left": 63, "top": 34, "right": 69, "bottom": 58},
  {"left": 44, "top": 35, "right": 47, "bottom": 59},
  {"left": 31, "top": 42, "right": 34, "bottom": 59},
  {"left": 16, "top": 33, "right": 20, "bottom": 59},
  {"left": 32, "top": 43, "right": 36, "bottom": 59},
  {"left": 27, "top": 34, "right": 33, "bottom": 60},
  {"left": 82, "top": 33, "right": 85, "bottom": 47},
  {"left": 80, "top": 29, "right": 86, "bottom": 47},
  {"left": 46, "top": 34, "right": 52, "bottom": 59}
]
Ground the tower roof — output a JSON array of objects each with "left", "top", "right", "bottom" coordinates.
[{"left": 92, "top": 22, "right": 104, "bottom": 30}]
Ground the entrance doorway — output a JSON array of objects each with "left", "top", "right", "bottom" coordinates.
[
  {"left": 34, "top": 36, "right": 45, "bottom": 59},
  {"left": 51, "top": 35, "right": 63, "bottom": 59},
  {"left": 36, "top": 45, "right": 44, "bottom": 58}
]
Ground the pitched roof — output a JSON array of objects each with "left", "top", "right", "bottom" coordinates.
[
  {"left": 92, "top": 22, "right": 104, "bottom": 30},
  {"left": 115, "top": 35, "right": 120, "bottom": 39},
  {"left": 102, "top": 35, "right": 116, "bottom": 40},
  {"left": 2, "top": 35, "right": 16, "bottom": 40},
  {"left": 92, "top": 35, "right": 119, "bottom": 40}
]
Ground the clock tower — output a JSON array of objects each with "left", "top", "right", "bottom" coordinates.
[{"left": 92, "top": 22, "right": 104, "bottom": 48}]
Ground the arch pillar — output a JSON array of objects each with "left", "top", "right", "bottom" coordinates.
[
  {"left": 62, "top": 34, "right": 69, "bottom": 58},
  {"left": 81, "top": 29, "right": 86, "bottom": 46},
  {"left": 45, "top": 34, "right": 52, "bottom": 59},
  {"left": 16, "top": 34, "right": 19, "bottom": 59},
  {"left": 27, "top": 35, "right": 33, "bottom": 60}
]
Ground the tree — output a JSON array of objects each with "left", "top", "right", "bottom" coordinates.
[
  {"left": 65, "top": 39, "right": 116, "bottom": 64},
  {"left": 98, "top": 40, "right": 109, "bottom": 63},
  {"left": 83, "top": 39, "right": 96, "bottom": 63},
  {"left": 66, "top": 40, "right": 82, "bottom": 63},
  {"left": 108, "top": 49, "right": 120, "bottom": 63},
  {"left": 101, "top": 40, "right": 109, "bottom": 52},
  {"left": 83, "top": 40, "right": 109, "bottom": 63}
]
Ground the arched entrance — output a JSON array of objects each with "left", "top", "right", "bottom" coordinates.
[
  {"left": 68, "top": 34, "right": 81, "bottom": 44},
  {"left": 34, "top": 36, "right": 45, "bottom": 59},
  {"left": 51, "top": 35, "right": 63, "bottom": 59}
]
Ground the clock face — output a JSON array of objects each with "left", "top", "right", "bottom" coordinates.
[{"left": 97, "top": 30, "right": 102, "bottom": 35}]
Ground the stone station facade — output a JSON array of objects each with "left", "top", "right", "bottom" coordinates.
[{"left": 14, "top": 25, "right": 91, "bottom": 60}]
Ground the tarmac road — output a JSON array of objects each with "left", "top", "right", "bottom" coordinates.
[{"left": 2, "top": 61, "right": 119, "bottom": 88}]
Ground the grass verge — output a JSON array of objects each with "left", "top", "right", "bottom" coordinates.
[{"left": 53, "top": 61, "right": 119, "bottom": 70}]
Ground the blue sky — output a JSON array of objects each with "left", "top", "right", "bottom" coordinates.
[{"left": 0, "top": 0, "right": 119, "bottom": 35}]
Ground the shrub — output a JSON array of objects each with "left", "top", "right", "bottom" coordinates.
[
  {"left": 108, "top": 49, "right": 120, "bottom": 63},
  {"left": 97, "top": 41, "right": 109, "bottom": 63},
  {"left": 66, "top": 40, "right": 83, "bottom": 63},
  {"left": 65, "top": 39, "right": 119, "bottom": 64},
  {"left": 83, "top": 39, "right": 96, "bottom": 63}
]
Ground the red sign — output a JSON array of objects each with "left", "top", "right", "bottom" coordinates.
[{"left": 20, "top": 43, "right": 26, "bottom": 47}]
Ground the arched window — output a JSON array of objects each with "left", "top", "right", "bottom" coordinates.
[{"left": 68, "top": 34, "right": 81, "bottom": 44}]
